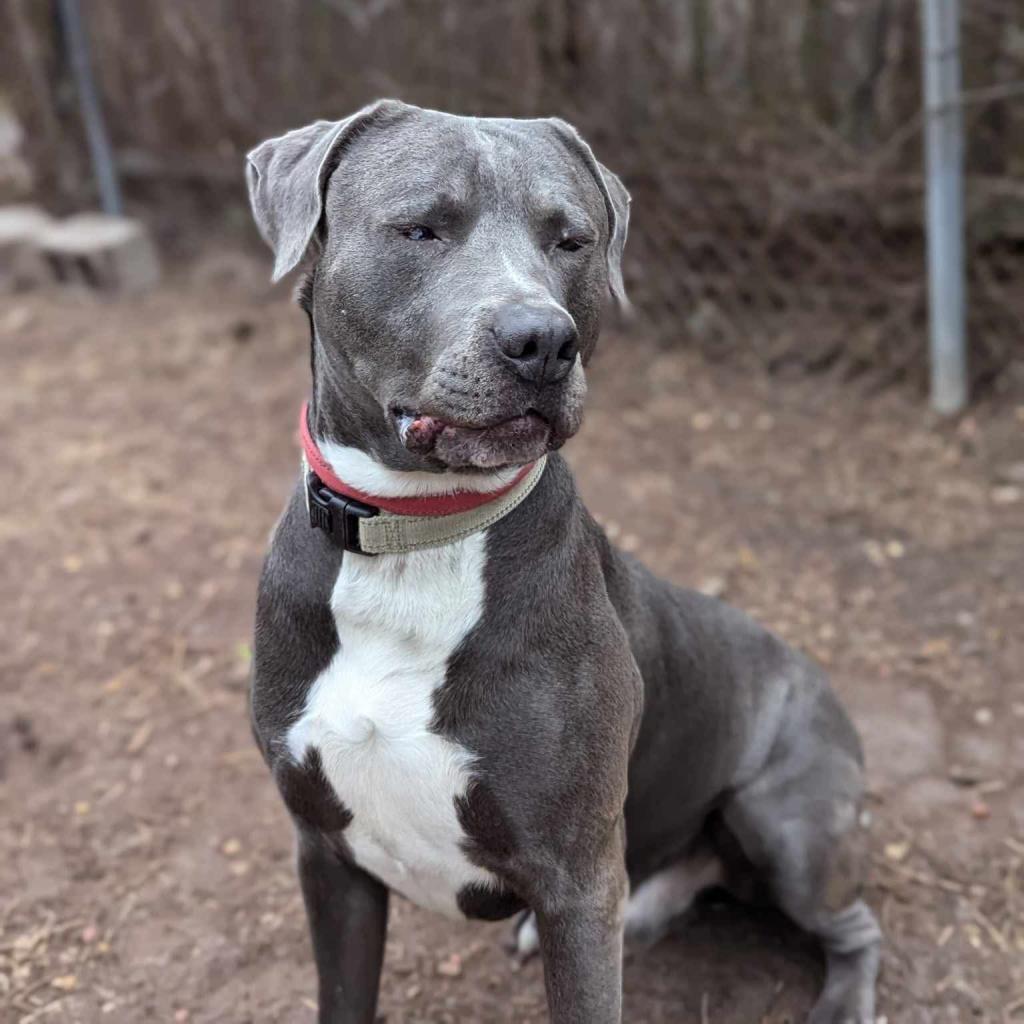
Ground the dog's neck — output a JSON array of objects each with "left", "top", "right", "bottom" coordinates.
[{"left": 304, "top": 416, "right": 546, "bottom": 556}]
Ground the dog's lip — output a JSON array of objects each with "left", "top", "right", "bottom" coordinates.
[
  {"left": 391, "top": 407, "right": 548, "bottom": 433},
  {"left": 392, "top": 407, "right": 550, "bottom": 456}
]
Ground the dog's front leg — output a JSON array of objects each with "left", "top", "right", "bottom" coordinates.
[
  {"left": 296, "top": 827, "right": 389, "bottom": 1024},
  {"left": 534, "top": 846, "right": 628, "bottom": 1024}
]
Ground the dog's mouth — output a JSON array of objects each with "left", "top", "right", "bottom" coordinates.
[{"left": 391, "top": 408, "right": 552, "bottom": 470}]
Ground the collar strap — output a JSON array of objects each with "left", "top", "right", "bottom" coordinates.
[{"left": 300, "top": 402, "right": 546, "bottom": 555}]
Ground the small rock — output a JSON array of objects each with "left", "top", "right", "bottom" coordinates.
[
  {"left": 884, "top": 840, "right": 910, "bottom": 862},
  {"left": 884, "top": 540, "right": 905, "bottom": 559},
  {"left": 991, "top": 485, "right": 1021, "bottom": 506},
  {"left": 436, "top": 953, "right": 462, "bottom": 978},
  {"left": 973, "top": 707, "right": 993, "bottom": 727},
  {"left": 697, "top": 576, "right": 726, "bottom": 598}
]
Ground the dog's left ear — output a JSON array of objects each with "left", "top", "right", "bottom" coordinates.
[
  {"left": 246, "top": 99, "right": 407, "bottom": 281},
  {"left": 546, "top": 118, "right": 632, "bottom": 311}
]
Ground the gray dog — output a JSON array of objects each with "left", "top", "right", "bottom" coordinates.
[{"left": 246, "top": 99, "right": 880, "bottom": 1023}]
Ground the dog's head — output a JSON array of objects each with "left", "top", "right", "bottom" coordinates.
[{"left": 247, "top": 99, "right": 629, "bottom": 472}]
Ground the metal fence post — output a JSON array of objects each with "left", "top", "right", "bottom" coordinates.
[
  {"left": 922, "top": 0, "right": 967, "bottom": 415},
  {"left": 57, "top": 0, "right": 123, "bottom": 217}
]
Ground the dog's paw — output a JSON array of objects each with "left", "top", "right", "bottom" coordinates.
[{"left": 506, "top": 910, "right": 540, "bottom": 961}]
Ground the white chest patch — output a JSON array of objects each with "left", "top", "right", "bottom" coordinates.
[{"left": 286, "top": 532, "right": 500, "bottom": 917}]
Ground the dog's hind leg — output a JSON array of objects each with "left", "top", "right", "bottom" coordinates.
[
  {"left": 622, "top": 843, "right": 724, "bottom": 947},
  {"left": 721, "top": 685, "right": 881, "bottom": 1024}
]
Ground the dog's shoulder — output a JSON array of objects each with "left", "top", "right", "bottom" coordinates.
[{"left": 251, "top": 481, "right": 343, "bottom": 757}]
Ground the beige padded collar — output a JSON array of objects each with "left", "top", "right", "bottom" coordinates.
[{"left": 303, "top": 455, "right": 547, "bottom": 555}]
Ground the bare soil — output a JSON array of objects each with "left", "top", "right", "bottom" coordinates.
[{"left": 1, "top": 249, "right": 1022, "bottom": 1024}]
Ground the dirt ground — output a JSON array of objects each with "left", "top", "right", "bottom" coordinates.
[{"left": 1, "top": 248, "right": 1022, "bottom": 1024}]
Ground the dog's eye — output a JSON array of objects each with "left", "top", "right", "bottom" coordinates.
[
  {"left": 401, "top": 225, "right": 439, "bottom": 242},
  {"left": 556, "top": 236, "right": 587, "bottom": 253}
]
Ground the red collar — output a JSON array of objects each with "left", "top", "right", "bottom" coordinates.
[{"left": 299, "top": 402, "right": 534, "bottom": 517}]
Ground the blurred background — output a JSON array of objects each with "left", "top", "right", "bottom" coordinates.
[
  {"left": 1, "top": 3, "right": 1022, "bottom": 1023},
  {"left": 3, "top": 0, "right": 1024, "bottom": 389}
]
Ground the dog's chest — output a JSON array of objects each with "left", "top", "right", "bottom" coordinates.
[{"left": 286, "top": 534, "right": 498, "bottom": 917}]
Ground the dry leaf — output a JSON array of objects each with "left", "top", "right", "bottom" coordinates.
[
  {"left": 127, "top": 721, "right": 153, "bottom": 754},
  {"left": 884, "top": 840, "right": 910, "bottom": 862}
]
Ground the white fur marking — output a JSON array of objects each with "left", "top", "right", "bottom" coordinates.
[
  {"left": 516, "top": 852, "right": 723, "bottom": 957},
  {"left": 287, "top": 533, "right": 501, "bottom": 917},
  {"left": 317, "top": 438, "right": 519, "bottom": 498},
  {"left": 516, "top": 912, "right": 540, "bottom": 957},
  {"left": 624, "top": 852, "right": 723, "bottom": 939}
]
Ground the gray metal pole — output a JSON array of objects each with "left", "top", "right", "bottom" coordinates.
[
  {"left": 58, "top": 0, "right": 123, "bottom": 216},
  {"left": 922, "top": 0, "right": 967, "bottom": 414}
]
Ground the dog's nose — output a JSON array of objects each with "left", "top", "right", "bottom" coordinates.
[{"left": 491, "top": 304, "right": 579, "bottom": 385}]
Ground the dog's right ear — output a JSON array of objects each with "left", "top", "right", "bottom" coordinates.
[{"left": 246, "top": 99, "right": 406, "bottom": 281}]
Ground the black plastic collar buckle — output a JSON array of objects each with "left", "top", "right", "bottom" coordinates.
[{"left": 306, "top": 472, "right": 378, "bottom": 555}]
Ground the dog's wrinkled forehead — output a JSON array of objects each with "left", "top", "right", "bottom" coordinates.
[
  {"left": 325, "top": 111, "right": 593, "bottom": 215},
  {"left": 245, "top": 99, "right": 629, "bottom": 303}
]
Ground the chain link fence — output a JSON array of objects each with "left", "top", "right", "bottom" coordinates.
[{"left": 2, "top": 0, "right": 1021, "bottom": 389}]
